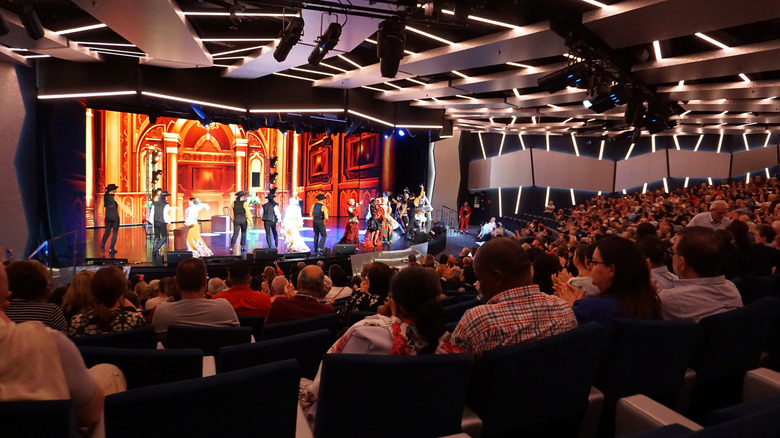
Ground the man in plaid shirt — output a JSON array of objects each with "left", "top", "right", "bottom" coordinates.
[{"left": 453, "top": 238, "right": 578, "bottom": 358}]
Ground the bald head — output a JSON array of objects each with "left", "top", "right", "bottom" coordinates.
[
  {"left": 298, "top": 265, "right": 325, "bottom": 297},
  {"left": 270, "top": 276, "right": 288, "bottom": 296},
  {"left": 473, "top": 238, "right": 532, "bottom": 299}
]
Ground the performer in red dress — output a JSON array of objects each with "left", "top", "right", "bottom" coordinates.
[
  {"left": 364, "top": 198, "right": 383, "bottom": 248},
  {"left": 459, "top": 202, "right": 471, "bottom": 233},
  {"left": 339, "top": 198, "right": 361, "bottom": 245}
]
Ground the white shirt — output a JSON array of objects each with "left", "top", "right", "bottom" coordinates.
[
  {"left": 184, "top": 203, "right": 210, "bottom": 226},
  {"left": 687, "top": 212, "right": 732, "bottom": 230}
]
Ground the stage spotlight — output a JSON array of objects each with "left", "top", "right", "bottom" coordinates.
[
  {"left": 274, "top": 16, "right": 305, "bottom": 63},
  {"left": 20, "top": 5, "right": 44, "bottom": 40},
  {"left": 269, "top": 157, "right": 279, "bottom": 168},
  {"left": 0, "top": 14, "right": 10, "bottom": 37},
  {"left": 645, "top": 100, "right": 679, "bottom": 134},
  {"left": 308, "top": 22, "right": 342, "bottom": 66},
  {"left": 397, "top": 129, "right": 406, "bottom": 137},
  {"left": 377, "top": 19, "right": 406, "bottom": 78},
  {"left": 537, "top": 62, "right": 590, "bottom": 93},
  {"left": 384, "top": 133, "right": 390, "bottom": 139},
  {"left": 345, "top": 120, "right": 361, "bottom": 136}
]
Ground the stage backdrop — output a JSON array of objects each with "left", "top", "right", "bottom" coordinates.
[{"left": 87, "top": 110, "right": 430, "bottom": 226}]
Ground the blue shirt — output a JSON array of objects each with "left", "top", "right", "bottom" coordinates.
[{"left": 572, "top": 296, "right": 621, "bottom": 326}]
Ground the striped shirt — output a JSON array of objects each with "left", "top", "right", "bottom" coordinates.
[
  {"left": 5, "top": 301, "right": 68, "bottom": 332},
  {"left": 453, "top": 285, "right": 578, "bottom": 358}
]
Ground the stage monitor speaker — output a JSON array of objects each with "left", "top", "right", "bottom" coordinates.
[
  {"left": 85, "top": 257, "right": 128, "bottom": 266},
  {"left": 253, "top": 248, "right": 279, "bottom": 263},
  {"left": 203, "top": 255, "right": 242, "bottom": 265},
  {"left": 332, "top": 244, "right": 356, "bottom": 256},
  {"left": 413, "top": 233, "right": 431, "bottom": 244},
  {"left": 283, "top": 251, "right": 310, "bottom": 260},
  {"left": 167, "top": 251, "right": 192, "bottom": 266}
]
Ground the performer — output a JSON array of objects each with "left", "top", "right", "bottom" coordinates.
[
  {"left": 151, "top": 190, "right": 171, "bottom": 257},
  {"left": 261, "top": 192, "right": 281, "bottom": 248},
  {"left": 282, "top": 198, "right": 311, "bottom": 253},
  {"left": 310, "top": 193, "right": 328, "bottom": 254},
  {"left": 403, "top": 185, "right": 425, "bottom": 240},
  {"left": 100, "top": 183, "right": 120, "bottom": 254},
  {"left": 364, "top": 198, "right": 383, "bottom": 249},
  {"left": 381, "top": 192, "right": 398, "bottom": 244},
  {"left": 459, "top": 202, "right": 471, "bottom": 234},
  {"left": 415, "top": 189, "right": 431, "bottom": 232},
  {"left": 339, "top": 198, "right": 362, "bottom": 245},
  {"left": 184, "top": 198, "right": 213, "bottom": 257},
  {"left": 230, "top": 191, "right": 249, "bottom": 252}
]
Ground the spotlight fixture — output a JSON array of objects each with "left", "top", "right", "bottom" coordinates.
[
  {"left": 308, "top": 22, "right": 342, "bottom": 66},
  {"left": 345, "top": 119, "right": 361, "bottom": 136},
  {"left": 644, "top": 99, "right": 682, "bottom": 134},
  {"left": 397, "top": 129, "right": 406, "bottom": 137},
  {"left": 20, "top": 4, "right": 44, "bottom": 40},
  {"left": 273, "top": 16, "right": 304, "bottom": 63},
  {"left": 537, "top": 62, "right": 590, "bottom": 93},
  {"left": 269, "top": 172, "right": 278, "bottom": 184},
  {"left": 377, "top": 19, "right": 406, "bottom": 78},
  {"left": 583, "top": 83, "right": 629, "bottom": 114},
  {"left": 269, "top": 156, "right": 279, "bottom": 168},
  {"left": 228, "top": 1, "right": 245, "bottom": 30}
]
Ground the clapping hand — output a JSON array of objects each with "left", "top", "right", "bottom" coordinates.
[{"left": 553, "top": 282, "right": 585, "bottom": 306}]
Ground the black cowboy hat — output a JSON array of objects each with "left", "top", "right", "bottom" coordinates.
[
  {"left": 315, "top": 193, "right": 326, "bottom": 201},
  {"left": 105, "top": 184, "right": 119, "bottom": 192},
  {"left": 160, "top": 190, "right": 170, "bottom": 198},
  {"left": 236, "top": 191, "right": 247, "bottom": 198}
]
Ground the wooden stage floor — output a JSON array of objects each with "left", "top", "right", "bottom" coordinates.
[{"left": 86, "top": 217, "right": 464, "bottom": 265}]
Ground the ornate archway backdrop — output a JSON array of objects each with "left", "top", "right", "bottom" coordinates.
[{"left": 86, "top": 110, "right": 408, "bottom": 227}]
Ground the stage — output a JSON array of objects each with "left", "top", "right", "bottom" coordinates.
[{"left": 85, "top": 217, "right": 457, "bottom": 266}]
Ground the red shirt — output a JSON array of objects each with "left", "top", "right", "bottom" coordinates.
[
  {"left": 265, "top": 294, "right": 334, "bottom": 325},
  {"left": 212, "top": 284, "right": 272, "bottom": 317}
]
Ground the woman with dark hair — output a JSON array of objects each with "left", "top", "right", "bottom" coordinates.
[
  {"left": 337, "top": 262, "right": 393, "bottom": 323},
  {"left": 67, "top": 266, "right": 147, "bottom": 337},
  {"left": 5, "top": 261, "right": 68, "bottom": 332},
  {"left": 554, "top": 236, "right": 661, "bottom": 325},
  {"left": 532, "top": 253, "right": 562, "bottom": 294},
  {"left": 325, "top": 265, "right": 352, "bottom": 301},
  {"left": 300, "top": 266, "right": 461, "bottom": 420}
]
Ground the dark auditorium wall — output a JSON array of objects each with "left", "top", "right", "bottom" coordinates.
[{"left": 0, "top": 63, "right": 27, "bottom": 259}]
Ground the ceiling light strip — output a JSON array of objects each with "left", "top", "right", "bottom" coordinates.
[
  {"left": 199, "top": 38, "right": 276, "bottom": 42},
  {"left": 652, "top": 40, "right": 663, "bottom": 60},
  {"left": 38, "top": 90, "right": 137, "bottom": 100},
  {"left": 347, "top": 109, "right": 394, "bottom": 127},
  {"left": 695, "top": 32, "right": 730, "bottom": 49},
  {"left": 405, "top": 26, "right": 456, "bottom": 45},
  {"left": 273, "top": 72, "right": 316, "bottom": 82},
  {"left": 74, "top": 41, "right": 136, "bottom": 48},
  {"left": 54, "top": 23, "right": 107, "bottom": 35},
  {"left": 141, "top": 91, "right": 245, "bottom": 112},
  {"left": 478, "top": 132, "right": 487, "bottom": 159},
  {"left": 182, "top": 12, "right": 300, "bottom": 17},
  {"left": 291, "top": 67, "right": 334, "bottom": 76},
  {"left": 250, "top": 108, "right": 343, "bottom": 113},
  {"left": 338, "top": 54, "right": 362, "bottom": 69},
  {"left": 211, "top": 45, "right": 267, "bottom": 57},
  {"left": 361, "top": 85, "right": 386, "bottom": 92},
  {"left": 320, "top": 62, "right": 348, "bottom": 73}
]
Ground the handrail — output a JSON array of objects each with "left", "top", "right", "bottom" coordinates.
[
  {"left": 440, "top": 205, "right": 459, "bottom": 234},
  {"left": 27, "top": 230, "right": 79, "bottom": 277}
]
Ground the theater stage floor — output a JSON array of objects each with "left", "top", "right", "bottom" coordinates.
[{"left": 86, "top": 217, "right": 475, "bottom": 265}]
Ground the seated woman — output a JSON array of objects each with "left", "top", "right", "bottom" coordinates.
[
  {"left": 61, "top": 269, "right": 96, "bottom": 321},
  {"left": 554, "top": 236, "right": 661, "bottom": 326},
  {"left": 68, "top": 266, "right": 147, "bottom": 337},
  {"left": 5, "top": 261, "right": 68, "bottom": 332},
  {"left": 336, "top": 262, "right": 393, "bottom": 324},
  {"left": 300, "top": 266, "right": 461, "bottom": 421}
]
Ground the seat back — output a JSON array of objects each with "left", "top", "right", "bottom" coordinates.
[
  {"left": 443, "top": 299, "right": 481, "bottom": 324},
  {"left": 469, "top": 322, "right": 606, "bottom": 437},
  {"left": 345, "top": 310, "right": 375, "bottom": 327},
  {"left": 438, "top": 295, "right": 459, "bottom": 307},
  {"left": 597, "top": 318, "right": 700, "bottom": 404},
  {"left": 71, "top": 325, "right": 156, "bottom": 349},
  {"left": 0, "top": 399, "right": 77, "bottom": 438},
  {"left": 237, "top": 315, "right": 265, "bottom": 339},
  {"left": 314, "top": 353, "right": 471, "bottom": 438},
  {"left": 79, "top": 347, "right": 203, "bottom": 389},
  {"left": 218, "top": 329, "right": 332, "bottom": 379},
  {"left": 166, "top": 325, "right": 252, "bottom": 356},
  {"left": 731, "top": 276, "right": 775, "bottom": 305},
  {"left": 104, "top": 360, "right": 301, "bottom": 438},
  {"left": 262, "top": 313, "right": 341, "bottom": 340}
]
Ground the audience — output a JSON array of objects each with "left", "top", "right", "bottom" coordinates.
[
  {"left": 270, "top": 276, "right": 290, "bottom": 302},
  {"left": 337, "top": 262, "right": 393, "bottom": 324},
  {"left": 325, "top": 264, "right": 352, "bottom": 301},
  {"left": 657, "top": 226, "right": 743, "bottom": 321},
  {"left": 4, "top": 261, "right": 68, "bottom": 332},
  {"left": 638, "top": 235, "right": 679, "bottom": 290},
  {"left": 68, "top": 266, "right": 147, "bottom": 337},
  {"left": 688, "top": 199, "right": 731, "bottom": 230},
  {"left": 265, "top": 265, "right": 334, "bottom": 324},
  {"left": 453, "top": 238, "right": 577, "bottom": 358},
  {"left": 152, "top": 258, "right": 239, "bottom": 339},
  {"left": 555, "top": 237, "right": 662, "bottom": 326},
  {"left": 61, "top": 269, "right": 96, "bottom": 321},
  {"left": 211, "top": 260, "right": 272, "bottom": 317},
  {"left": 144, "top": 279, "right": 169, "bottom": 309}
]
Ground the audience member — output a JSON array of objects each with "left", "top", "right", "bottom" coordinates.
[
  {"left": 687, "top": 200, "right": 731, "bottom": 230},
  {"left": 152, "top": 258, "right": 239, "bottom": 339},
  {"left": 337, "top": 262, "right": 393, "bottom": 324},
  {"left": 532, "top": 253, "right": 562, "bottom": 294},
  {"left": 753, "top": 224, "right": 780, "bottom": 275},
  {"left": 269, "top": 276, "right": 289, "bottom": 303},
  {"left": 207, "top": 277, "right": 226, "bottom": 297},
  {"left": 265, "top": 265, "right": 334, "bottom": 324},
  {"left": 68, "top": 266, "right": 147, "bottom": 337},
  {"left": 133, "top": 281, "right": 149, "bottom": 308},
  {"left": 212, "top": 261, "right": 272, "bottom": 317},
  {"left": 144, "top": 279, "right": 169, "bottom": 309},
  {"left": 562, "top": 243, "right": 600, "bottom": 296},
  {"left": 5, "top": 261, "right": 68, "bottom": 332},
  {"left": 325, "top": 264, "right": 352, "bottom": 301},
  {"left": 61, "top": 269, "right": 96, "bottom": 320},
  {"left": 638, "top": 235, "right": 679, "bottom": 290},
  {"left": 658, "top": 226, "right": 743, "bottom": 321},
  {"left": 453, "top": 238, "right": 577, "bottom": 358},
  {"left": 555, "top": 237, "right": 662, "bottom": 325}
]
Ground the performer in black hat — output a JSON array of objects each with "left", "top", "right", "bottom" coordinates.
[
  {"left": 261, "top": 192, "right": 281, "bottom": 248},
  {"left": 310, "top": 193, "right": 328, "bottom": 254},
  {"left": 230, "top": 191, "right": 249, "bottom": 252},
  {"left": 100, "top": 183, "right": 120, "bottom": 254},
  {"left": 151, "top": 190, "right": 171, "bottom": 257}
]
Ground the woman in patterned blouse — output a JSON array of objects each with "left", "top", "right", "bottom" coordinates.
[
  {"left": 68, "top": 266, "right": 146, "bottom": 337},
  {"left": 337, "top": 262, "right": 393, "bottom": 324}
]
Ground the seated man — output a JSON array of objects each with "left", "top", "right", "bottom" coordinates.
[
  {"left": 658, "top": 226, "right": 743, "bottom": 322},
  {"left": 269, "top": 276, "right": 290, "bottom": 303},
  {"left": 265, "top": 265, "right": 334, "bottom": 325},
  {"left": 478, "top": 217, "right": 497, "bottom": 241},
  {"left": 152, "top": 258, "right": 239, "bottom": 340},
  {"left": 0, "top": 262, "right": 122, "bottom": 430},
  {"left": 212, "top": 260, "right": 272, "bottom": 317},
  {"left": 453, "top": 238, "right": 578, "bottom": 358}
]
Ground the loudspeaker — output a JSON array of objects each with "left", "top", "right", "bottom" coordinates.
[
  {"left": 332, "top": 244, "right": 356, "bottom": 256},
  {"left": 85, "top": 257, "right": 128, "bottom": 266},
  {"left": 253, "top": 248, "right": 279, "bottom": 263},
  {"left": 202, "top": 255, "right": 242, "bottom": 265},
  {"left": 283, "top": 251, "right": 310, "bottom": 260},
  {"left": 413, "top": 233, "right": 431, "bottom": 244},
  {"left": 166, "top": 251, "right": 192, "bottom": 266}
]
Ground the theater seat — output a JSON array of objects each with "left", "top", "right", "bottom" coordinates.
[
  {"left": 71, "top": 325, "right": 156, "bottom": 349},
  {"left": 262, "top": 313, "right": 341, "bottom": 340},
  {"left": 78, "top": 347, "right": 203, "bottom": 389},
  {"left": 165, "top": 325, "right": 252, "bottom": 356},
  {"left": 0, "top": 399, "right": 77, "bottom": 438}
]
